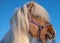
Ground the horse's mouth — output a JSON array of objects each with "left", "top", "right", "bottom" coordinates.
[{"left": 45, "top": 34, "right": 55, "bottom": 40}]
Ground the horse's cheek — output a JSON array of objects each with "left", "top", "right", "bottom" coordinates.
[{"left": 40, "top": 31, "right": 47, "bottom": 42}]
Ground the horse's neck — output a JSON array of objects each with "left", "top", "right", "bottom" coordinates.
[{"left": 1, "top": 28, "right": 41, "bottom": 43}]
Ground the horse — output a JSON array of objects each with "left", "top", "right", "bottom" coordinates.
[{"left": 1, "top": 2, "right": 56, "bottom": 43}]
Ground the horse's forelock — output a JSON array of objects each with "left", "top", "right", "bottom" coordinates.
[{"left": 29, "top": 2, "right": 50, "bottom": 22}]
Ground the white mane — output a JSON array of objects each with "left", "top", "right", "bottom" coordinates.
[{"left": 1, "top": 2, "right": 49, "bottom": 43}]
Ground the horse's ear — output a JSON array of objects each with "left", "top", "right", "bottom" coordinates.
[{"left": 29, "top": 2, "right": 34, "bottom": 8}]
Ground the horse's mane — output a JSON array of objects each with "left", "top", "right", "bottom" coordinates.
[
  {"left": 1, "top": 2, "right": 50, "bottom": 43},
  {"left": 12, "top": 2, "right": 50, "bottom": 32}
]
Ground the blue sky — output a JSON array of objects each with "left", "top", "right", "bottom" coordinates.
[{"left": 0, "top": 0, "right": 60, "bottom": 43}]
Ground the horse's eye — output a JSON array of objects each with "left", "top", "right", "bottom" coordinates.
[
  {"left": 36, "top": 15, "right": 39, "bottom": 18},
  {"left": 41, "top": 26, "right": 44, "bottom": 28}
]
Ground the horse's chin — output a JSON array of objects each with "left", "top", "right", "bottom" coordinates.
[
  {"left": 47, "top": 38, "right": 55, "bottom": 43},
  {"left": 48, "top": 37, "right": 54, "bottom": 41}
]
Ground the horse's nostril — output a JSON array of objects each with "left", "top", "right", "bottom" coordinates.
[
  {"left": 53, "top": 32, "right": 55, "bottom": 35},
  {"left": 51, "top": 32, "right": 55, "bottom": 39}
]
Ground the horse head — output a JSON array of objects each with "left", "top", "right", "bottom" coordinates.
[
  {"left": 11, "top": 2, "right": 56, "bottom": 43},
  {"left": 27, "top": 2, "right": 56, "bottom": 43}
]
